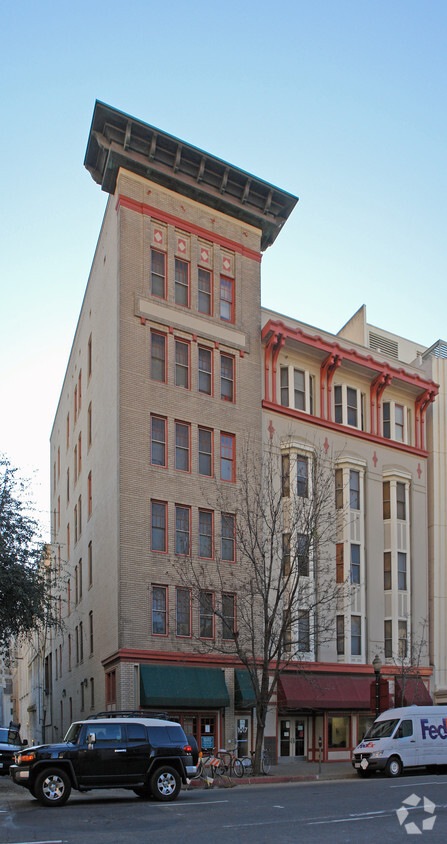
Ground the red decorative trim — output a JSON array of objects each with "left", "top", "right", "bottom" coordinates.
[
  {"left": 239, "top": 349, "right": 244, "bottom": 358},
  {"left": 140, "top": 317, "right": 146, "bottom": 326},
  {"left": 116, "top": 194, "right": 262, "bottom": 263},
  {"left": 262, "top": 400, "right": 429, "bottom": 457}
]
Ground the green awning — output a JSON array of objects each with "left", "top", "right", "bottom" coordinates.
[
  {"left": 234, "top": 669, "right": 256, "bottom": 709},
  {"left": 140, "top": 665, "right": 230, "bottom": 708}
]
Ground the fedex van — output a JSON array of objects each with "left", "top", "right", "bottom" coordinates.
[{"left": 352, "top": 705, "right": 447, "bottom": 778}]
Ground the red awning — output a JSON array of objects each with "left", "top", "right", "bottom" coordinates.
[
  {"left": 395, "top": 676, "right": 432, "bottom": 707},
  {"left": 278, "top": 673, "right": 373, "bottom": 710}
]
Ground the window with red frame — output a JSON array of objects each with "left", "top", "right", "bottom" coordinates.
[
  {"left": 176, "top": 587, "right": 191, "bottom": 637},
  {"left": 222, "top": 593, "right": 236, "bottom": 640},
  {"left": 152, "top": 585, "right": 168, "bottom": 635},
  {"left": 198, "top": 346, "right": 212, "bottom": 395},
  {"left": 151, "top": 250, "right": 166, "bottom": 298},
  {"left": 175, "top": 258, "right": 190, "bottom": 306},
  {"left": 175, "top": 505, "right": 190, "bottom": 555},
  {"left": 221, "top": 354, "right": 234, "bottom": 402},
  {"left": 175, "top": 339, "right": 189, "bottom": 388},
  {"left": 151, "top": 416, "right": 167, "bottom": 467},
  {"left": 151, "top": 332, "right": 166, "bottom": 383},
  {"left": 221, "top": 513, "right": 235, "bottom": 562},
  {"left": 151, "top": 501, "right": 167, "bottom": 552},
  {"left": 220, "top": 277, "right": 234, "bottom": 322},
  {"left": 106, "top": 669, "right": 116, "bottom": 705},
  {"left": 198, "top": 509, "right": 213, "bottom": 558},
  {"left": 175, "top": 422, "right": 190, "bottom": 471},
  {"left": 199, "top": 590, "right": 214, "bottom": 638},
  {"left": 198, "top": 427, "right": 213, "bottom": 476},
  {"left": 198, "top": 268, "right": 212, "bottom": 315},
  {"left": 220, "top": 433, "right": 235, "bottom": 481}
]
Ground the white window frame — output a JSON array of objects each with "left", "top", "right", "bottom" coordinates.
[
  {"left": 382, "top": 401, "right": 409, "bottom": 443},
  {"left": 333, "top": 384, "right": 364, "bottom": 430},
  {"left": 279, "top": 365, "right": 314, "bottom": 414}
]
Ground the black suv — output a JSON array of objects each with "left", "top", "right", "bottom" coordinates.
[
  {"left": 0, "top": 723, "right": 25, "bottom": 775},
  {"left": 9, "top": 711, "right": 195, "bottom": 806}
]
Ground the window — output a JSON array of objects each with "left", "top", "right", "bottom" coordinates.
[
  {"left": 297, "top": 456, "right": 308, "bottom": 498},
  {"left": 336, "top": 543, "right": 344, "bottom": 583},
  {"left": 350, "top": 544, "right": 360, "bottom": 584},
  {"left": 151, "top": 332, "right": 166, "bottom": 383},
  {"left": 383, "top": 402, "right": 405, "bottom": 442},
  {"left": 106, "top": 669, "right": 116, "bottom": 706},
  {"left": 384, "top": 620, "right": 392, "bottom": 658},
  {"left": 334, "top": 385, "right": 343, "bottom": 424},
  {"left": 383, "top": 481, "right": 391, "bottom": 519},
  {"left": 88, "top": 472, "right": 92, "bottom": 517},
  {"left": 221, "top": 354, "right": 234, "bottom": 402},
  {"left": 397, "top": 482, "right": 406, "bottom": 520},
  {"left": 68, "top": 634, "right": 72, "bottom": 671},
  {"left": 297, "top": 534, "right": 309, "bottom": 577},
  {"left": 221, "top": 513, "right": 235, "bottom": 562},
  {"left": 151, "top": 250, "right": 166, "bottom": 298},
  {"left": 395, "top": 405, "right": 404, "bottom": 441},
  {"left": 220, "top": 433, "right": 235, "bottom": 482},
  {"left": 67, "top": 469, "right": 70, "bottom": 503},
  {"left": 294, "top": 369, "right": 305, "bottom": 411},
  {"left": 398, "top": 552, "right": 407, "bottom": 590},
  {"left": 280, "top": 367, "right": 289, "bottom": 407},
  {"left": 67, "top": 578, "right": 71, "bottom": 616},
  {"left": 383, "top": 401, "right": 391, "bottom": 439},
  {"left": 176, "top": 587, "right": 191, "bottom": 637},
  {"left": 349, "top": 470, "right": 360, "bottom": 510},
  {"left": 384, "top": 552, "right": 391, "bottom": 590},
  {"left": 398, "top": 620, "right": 407, "bottom": 658},
  {"left": 89, "top": 611, "right": 93, "bottom": 655},
  {"left": 282, "top": 533, "right": 291, "bottom": 577},
  {"left": 198, "top": 427, "right": 212, "bottom": 476},
  {"left": 74, "top": 444, "right": 78, "bottom": 483},
  {"left": 175, "top": 422, "right": 190, "bottom": 472},
  {"left": 298, "top": 610, "right": 310, "bottom": 652},
  {"left": 78, "top": 495, "right": 82, "bottom": 538},
  {"left": 78, "top": 371, "right": 82, "bottom": 411},
  {"left": 335, "top": 468, "right": 343, "bottom": 509},
  {"left": 198, "top": 347, "right": 212, "bottom": 395},
  {"left": 336, "top": 615, "right": 345, "bottom": 655},
  {"left": 198, "top": 267, "right": 212, "bottom": 314},
  {"left": 67, "top": 523, "right": 70, "bottom": 560},
  {"left": 79, "top": 558, "right": 83, "bottom": 600},
  {"left": 175, "top": 505, "right": 190, "bottom": 555},
  {"left": 79, "top": 621, "right": 83, "bottom": 661},
  {"left": 74, "top": 384, "right": 78, "bottom": 421},
  {"left": 151, "top": 501, "right": 167, "bottom": 552},
  {"left": 175, "top": 258, "right": 189, "bottom": 306},
  {"left": 199, "top": 591, "right": 214, "bottom": 638},
  {"left": 222, "top": 593, "right": 236, "bottom": 640},
  {"left": 347, "top": 387, "right": 358, "bottom": 426},
  {"left": 75, "top": 565, "right": 78, "bottom": 604},
  {"left": 328, "top": 716, "right": 350, "bottom": 748},
  {"left": 75, "top": 626, "right": 79, "bottom": 664},
  {"left": 351, "top": 616, "right": 361, "bottom": 656},
  {"left": 78, "top": 433, "right": 82, "bottom": 476},
  {"left": 88, "top": 541, "right": 93, "bottom": 586},
  {"left": 87, "top": 403, "right": 92, "bottom": 448},
  {"left": 220, "top": 277, "right": 234, "bottom": 322},
  {"left": 67, "top": 413, "right": 70, "bottom": 449},
  {"left": 152, "top": 586, "right": 167, "bottom": 635},
  {"left": 175, "top": 339, "right": 189, "bottom": 388},
  {"left": 90, "top": 678, "right": 95, "bottom": 709},
  {"left": 151, "top": 416, "right": 166, "bottom": 467},
  {"left": 281, "top": 453, "right": 290, "bottom": 497},
  {"left": 334, "top": 384, "right": 363, "bottom": 429},
  {"left": 199, "top": 510, "right": 213, "bottom": 558}
]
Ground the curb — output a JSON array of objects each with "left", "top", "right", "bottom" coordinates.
[{"left": 185, "top": 771, "right": 357, "bottom": 789}]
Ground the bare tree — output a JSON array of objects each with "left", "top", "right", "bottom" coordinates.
[{"left": 177, "top": 435, "right": 346, "bottom": 773}]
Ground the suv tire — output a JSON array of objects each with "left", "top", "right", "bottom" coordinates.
[
  {"left": 34, "top": 768, "right": 72, "bottom": 806},
  {"left": 150, "top": 766, "right": 181, "bottom": 801}
]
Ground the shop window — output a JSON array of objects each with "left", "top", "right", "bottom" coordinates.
[{"left": 328, "top": 715, "right": 350, "bottom": 748}]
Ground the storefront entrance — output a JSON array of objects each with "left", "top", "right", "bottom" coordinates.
[
  {"left": 172, "top": 713, "right": 217, "bottom": 753},
  {"left": 279, "top": 718, "right": 306, "bottom": 759}
]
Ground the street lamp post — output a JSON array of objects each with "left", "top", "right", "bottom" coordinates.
[{"left": 372, "top": 654, "right": 382, "bottom": 718}]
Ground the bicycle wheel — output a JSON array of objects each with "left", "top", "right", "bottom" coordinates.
[
  {"left": 262, "top": 750, "right": 271, "bottom": 775},
  {"left": 240, "top": 756, "right": 253, "bottom": 776},
  {"left": 214, "top": 759, "right": 227, "bottom": 778},
  {"left": 232, "top": 757, "right": 244, "bottom": 778}
]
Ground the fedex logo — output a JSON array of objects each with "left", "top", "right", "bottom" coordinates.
[{"left": 420, "top": 718, "right": 447, "bottom": 740}]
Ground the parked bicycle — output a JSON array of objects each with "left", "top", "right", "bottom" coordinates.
[
  {"left": 215, "top": 747, "right": 244, "bottom": 778},
  {"left": 190, "top": 749, "right": 225, "bottom": 783},
  {"left": 239, "top": 749, "right": 272, "bottom": 776}
]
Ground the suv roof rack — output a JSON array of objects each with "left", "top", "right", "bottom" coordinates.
[{"left": 86, "top": 710, "right": 175, "bottom": 721}]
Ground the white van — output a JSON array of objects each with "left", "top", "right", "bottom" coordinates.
[{"left": 352, "top": 705, "right": 447, "bottom": 777}]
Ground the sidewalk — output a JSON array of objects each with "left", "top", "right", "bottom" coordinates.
[{"left": 187, "top": 758, "right": 357, "bottom": 789}]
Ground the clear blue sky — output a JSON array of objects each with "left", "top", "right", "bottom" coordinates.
[{"left": 1, "top": 0, "right": 446, "bottom": 533}]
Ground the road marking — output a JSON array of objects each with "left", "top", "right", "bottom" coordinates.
[
  {"left": 391, "top": 781, "right": 447, "bottom": 788},
  {"left": 172, "top": 799, "right": 229, "bottom": 806},
  {"left": 2, "top": 841, "right": 66, "bottom": 844}
]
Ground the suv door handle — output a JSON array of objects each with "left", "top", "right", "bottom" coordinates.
[{"left": 114, "top": 748, "right": 126, "bottom": 752}]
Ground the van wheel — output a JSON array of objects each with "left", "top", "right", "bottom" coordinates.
[{"left": 385, "top": 756, "right": 402, "bottom": 778}]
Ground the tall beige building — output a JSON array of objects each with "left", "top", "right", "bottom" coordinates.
[{"left": 48, "top": 102, "right": 296, "bottom": 751}]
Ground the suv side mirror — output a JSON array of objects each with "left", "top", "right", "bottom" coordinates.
[{"left": 87, "top": 732, "right": 96, "bottom": 745}]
